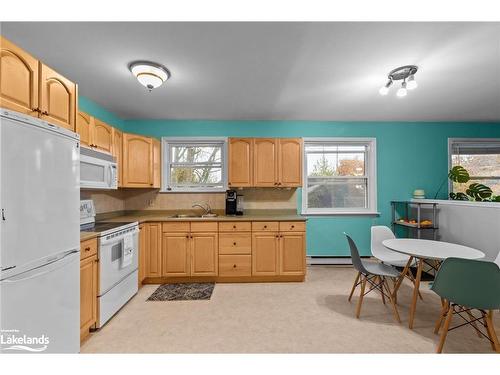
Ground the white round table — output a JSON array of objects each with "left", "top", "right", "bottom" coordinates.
[
  {"left": 382, "top": 238, "right": 485, "bottom": 329},
  {"left": 382, "top": 239, "right": 485, "bottom": 261}
]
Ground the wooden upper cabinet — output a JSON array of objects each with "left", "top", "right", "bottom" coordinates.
[
  {"left": 92, "top": 119, "right": 113, "bottom": 153},
  {"left": 122, "top": 133, "right": 153, "bottom": 187},
  {"left": 152, "top": 139, "right": 162, "bottom": 189},
  {"left": 252, "top": 232, "right": 279, "bottom": 276},
  {"left": 228, "top": 138, "right": 253, "bottom": 187},
  {"left": 191, "top": 232, "right": 218, "bottom": 276},
  {"left": 76, "top": 111, "right": 93, "bottom": 146},
  {"left": 278, "top": 138, "right": 302, "bottom": 187},
  {"left": 112, "top": 128, "right": 123, "bottom": 187},
  {"left": 39, "top": 63, "right": 77, "bottom": 131},
  {"left": 0, "top": 36, "right": 39, "bottom": 115},
  {"left": 279, "top": 232, "right": 306, "bottom": 275},
  {"left": 253, "top": 138, "right": 278, "bottom": 187}
]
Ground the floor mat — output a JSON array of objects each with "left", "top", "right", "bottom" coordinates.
[{"left": 147, "top": 283, "right": 215, "bottom": 301}]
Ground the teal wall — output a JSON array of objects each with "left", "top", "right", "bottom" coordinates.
[
  {"left": 79, "top": 96, "right": 500, "bottom": 256},
  {"left": 78, "top": 96, "right": 126, "bottom": 131}
]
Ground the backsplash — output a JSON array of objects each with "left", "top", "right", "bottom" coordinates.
[
  {"left": 83, "top": 188, "right": 298, "bottom": 214},
  {"left": 80, "top": 190, "right": 125, "bottom": 214}
]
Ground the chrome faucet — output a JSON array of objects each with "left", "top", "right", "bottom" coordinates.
[{"left": 192, "top": 202, "right": 213, "bottom": 216}]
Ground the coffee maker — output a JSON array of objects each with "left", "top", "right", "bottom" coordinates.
[{"left": 225, "top": 190, "right": 237, "bottom": 215}]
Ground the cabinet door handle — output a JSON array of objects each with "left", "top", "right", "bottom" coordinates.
[
  {"left": 84, "top": 247, "right": 91, "bottom": 252},
  {"left": 275, "top": 235, "right": 279, "bottom": 238},
  {"left": 263, "top": 225, "right": 267, "bottom": 229},
  {"left": 186, "top": 235, "right": 189, "bottom": 239},
  {"left": 291, "top": 225, "right": 295, "bottom": 229},
  {"left": 233, "top": 225, "right": 236, "bottom": 229},
  {"left": 41, "top": 111, "right": 49, "bottom": 116},
  {"left": 31, "top": 108, "right": 41, "bottom": 113},
  {"left": 233, "top": 264, "right": 237, "bottom": 268},
  {"left": 233, "top": 242, "right": 237, "bottom": 246}
]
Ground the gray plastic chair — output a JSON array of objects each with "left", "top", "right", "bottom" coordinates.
[{"left": 344, "top": 232, "right": 401, "bottom": 322}]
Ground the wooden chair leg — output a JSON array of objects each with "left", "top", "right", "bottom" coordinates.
[
  {"left": 355, "top": 275, "right": 366, "bottom": 319},
  {"left": 377, "top": 276, "right": 386, "bottom": 305},
  {"left": 437, "top": 303, "right": 453, "bottom": 353},
  {"left": 485, "top": 310, "right": 500, "bottom": 353},
  {"left": 348, "top": 271, "right": 361, "bottom": 302},
  {"left": 434, "top": 298, "right": 448, "bottom": 334},
  {"left": 393, "top": 257, "right": 412, "bottom": 297},
  {"left": 384, "top": 277, "right": 401, "bottom": 323}
]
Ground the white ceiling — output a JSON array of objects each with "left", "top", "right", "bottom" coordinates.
[{"left": 2, "top": 22, "right": 500, "bottom": 121}]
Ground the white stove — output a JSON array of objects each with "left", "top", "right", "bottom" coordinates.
[{"left": 80, "top": 200, "right": 139, "bottom": 328}]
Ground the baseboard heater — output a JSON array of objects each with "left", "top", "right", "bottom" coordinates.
[{"left": 307, "top": 256, "right": 370, "bottom": 265}]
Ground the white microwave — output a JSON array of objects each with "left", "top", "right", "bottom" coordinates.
[{"left": 80, "top": 146, "right": 118, "bottom": 190}]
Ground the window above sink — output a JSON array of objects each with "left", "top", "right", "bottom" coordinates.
[{"left": 161, "top": 137, "right": 228, "bottom": 193}]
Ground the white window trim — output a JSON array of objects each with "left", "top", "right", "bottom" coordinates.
[
  {"left": 161, "top": 137, "right": 228, "bottom": 193},
  {"left": 301, "top": 137, "right": 378, "bottom": 216},
  {"left": 448, "top": 138, "right": 500, "bottom": 195}
]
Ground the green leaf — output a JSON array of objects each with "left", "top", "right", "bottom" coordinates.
[
  {"left": 448, "top": 166, "right": 470, "bottom": 183},
  {"left": 491, "top": 195, "right": 500, "bottom": 202},
  {"left": 466, "top": 183, "right": 492, "bottom": 200},
  {"left": 449, "top": 192, "right": 469, "bottom": 201}
]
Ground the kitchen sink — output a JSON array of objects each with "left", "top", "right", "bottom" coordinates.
[{"left": 168, "top": 213, "right": 218, "bottom": 218}]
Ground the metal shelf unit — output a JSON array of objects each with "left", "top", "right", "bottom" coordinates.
[{"left": 391, "top": 200, "right": 438, "bottom": 240}]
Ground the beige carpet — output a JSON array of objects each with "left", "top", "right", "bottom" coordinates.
[{"left": 81, "top": 266, "right": 499, "bottom": 353}]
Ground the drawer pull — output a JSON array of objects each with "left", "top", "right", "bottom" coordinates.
[
  {"left": 233, "top": 225, "right": 236, "bottom": 229},
  {"left": 291, "top": 225, "right": 295, "bottom": 228},
  {"left": 233, "top": 264, "right": 237, "bottom": 268},
  {"left": 84, "top": 247, "right": 91, "bottom": 252},
  {"left": 233, "top": 242, "right": 237, "bottom": 246},
  {"left": 264, "top": 225, "right": 267, "bottom": 229}
]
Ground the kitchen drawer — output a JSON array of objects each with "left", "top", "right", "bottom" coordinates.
[
  {"left": 279, "top": 221, "right": 306, "bottom": 232},
  {"left": 162, "top": 222, "right": 190, "bottom": 232},
  {"left": 251, "top": 221, "right": 279, "bottom": 232},
  {"left": 218, "top": 221, "right": 251, "bottom": 232},
  {"left": 80, "top": 238, "right": 97, "bottom": 260},
  {"left": 190, "top": 221, "right": 218, "bottom": 232},
  {"left": 219, "top": 255, "right": 251, "bottom": 277},
  {"left": 219, "top": 233, "right": 252, "bottom": 255}
]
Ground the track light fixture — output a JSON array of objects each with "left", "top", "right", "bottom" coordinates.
[{"left": 379, "top": 65, "right": 418, "bottom": 97}]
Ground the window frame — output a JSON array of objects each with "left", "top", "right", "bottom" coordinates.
[
  {"left": 161, "top": 137, "right": 228, "bottom": 193},
  {"left": 448, "top": 138, "right": 500, "bottom": 196},
  {"left": 301, "top": 137, "right": 378, "bottom": 215}
]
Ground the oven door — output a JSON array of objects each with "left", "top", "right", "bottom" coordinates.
[
  {"left": 98, "top": 229, "right": 139, "bottom": 296},
  {"left": 80, "top": 153, "right": 117, "bottom": 190}
]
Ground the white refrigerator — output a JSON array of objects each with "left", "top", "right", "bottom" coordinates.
[{"left": 0, "top": 109, "right": 80, "bottom": 353}]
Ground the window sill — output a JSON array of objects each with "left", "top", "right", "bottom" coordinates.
[{"left": 301, "top": 211, "right": 380, "bottom": 216}]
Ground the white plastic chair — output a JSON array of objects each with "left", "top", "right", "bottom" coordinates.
[
  {"left": 371, "top": 225, "right": 412, "bottom": 267},
  {"left": 371, "top": 225, "right": 422, "bottom": 300}
]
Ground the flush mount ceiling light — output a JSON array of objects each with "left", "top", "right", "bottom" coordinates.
[
  {"left": 129, "top": 61, "right": 170, "bottom": 91},
  {"left": 379, "top": 65, "right": 418, "bottom": 97}
]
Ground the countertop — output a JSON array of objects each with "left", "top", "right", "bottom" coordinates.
[{"left": 80, "top": 210, "right": 306, "bottom": 241}]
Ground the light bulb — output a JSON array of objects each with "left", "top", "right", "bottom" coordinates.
[
  {"left": 407, "top": 75, "right": 418, "bottom": 90},
  {"left": 396, "top": 82, "right": 407, "bottom": 97},
  {"left": 379, "top": 86, "right": 389, "bottom": 95},
  {"left": 378, "top": 79, "right": 392, "bottom": 96}
]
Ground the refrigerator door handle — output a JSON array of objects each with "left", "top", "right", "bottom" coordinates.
[{"left": 2, "top": 250, "right": 79, "bottom": 283}]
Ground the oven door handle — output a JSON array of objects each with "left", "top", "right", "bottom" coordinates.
[{"left": 99, "top": 227, "right": 139, "bottom": 246}]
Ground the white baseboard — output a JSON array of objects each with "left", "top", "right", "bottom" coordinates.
[{"left": 307, "top": 256, "right": 353, "bottom": 265}]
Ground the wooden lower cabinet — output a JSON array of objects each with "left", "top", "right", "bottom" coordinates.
[
  {"left": 146, "top": 223, "right": 162, "bottom": 277},
  {"left": 279, "top": 232, "right": 306, "bottom": 275},
  {"left": 162, "top": 232, "right": 191, "bottom": 276},
  {"left": 191, "top": 232, "right": 218, "bottom": 276},
  {"left": 138, "top": 224, "right": 147, "bottom": 287},
  {"left": 80, "top": 240, "right": 98, "bottom": 343},
  {"left": 252, "top": 232, "right": 279, "bottom": 276},
  {"left": 139, "top": 220, "right": 306, "bottom": 283}
]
